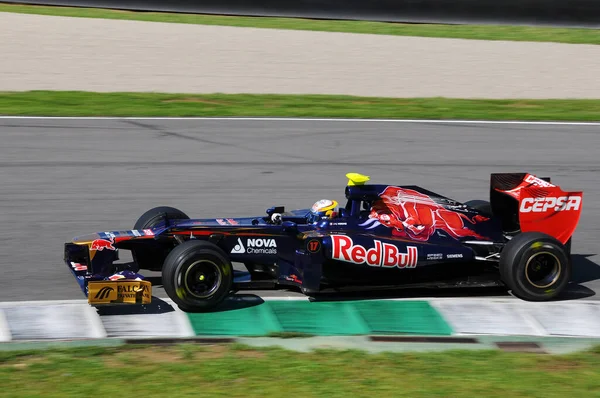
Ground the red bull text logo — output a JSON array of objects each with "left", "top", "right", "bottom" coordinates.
[
  {"left": 331, "top": 235, "right": 418, "bottom": 269},
  {"left": 90, "top": 238, "right": 115, "bottom": 251}
]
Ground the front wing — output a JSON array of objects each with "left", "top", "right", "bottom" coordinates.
[{"left": 64, "top": 242, "right": 152, "bottom": 305}]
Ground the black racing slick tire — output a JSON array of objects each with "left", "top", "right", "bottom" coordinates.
[
  {"left": 162, "top": 240, "right": 233, "bottom": 312},
  {"left": 464, "top": 200, "right": 492, "bottom": 217},
  {"left": 499, "top": 232, "right": 571, "bottom": 301},
  {"left": 132, "top": 206, "right": 190, "bottom": 271},
  {"left": 133, "top": 206, "right": 190, "bottom": 230}
]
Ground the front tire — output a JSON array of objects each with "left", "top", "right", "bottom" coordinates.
[
  {"left": 162, "top": 240, "right": 233, "bottom": 312},
  {"left": 500, "top": 232, "right": 571, "bottom": 301},
  {"left": 131, "top": 206, "right": 190, "bottom": 271}
]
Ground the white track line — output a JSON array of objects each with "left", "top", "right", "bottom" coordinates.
[
  {"left": 2, "top": 297, "right": 600, "bottom": 306},
  {"left": 0, "top": 116, "right": 599, "bottom": 126},
  {"left": 514, "top": 306, "right": 549, "bottom": 337}
]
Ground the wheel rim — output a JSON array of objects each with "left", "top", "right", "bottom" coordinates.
[
  {"left": 182, "top": 260, "right": 222, "bottom": 299},
  {"left": 525, "top": 251, "right": 561, "bottom": 289}
]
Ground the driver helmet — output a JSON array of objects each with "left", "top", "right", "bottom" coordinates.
[{"left": 310, "top": 199, "right": 339, "bottom": 222}]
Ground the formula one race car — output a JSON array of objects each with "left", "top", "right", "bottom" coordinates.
[{"left": 64, "top": 172, "right": 583, "bottom": 312}]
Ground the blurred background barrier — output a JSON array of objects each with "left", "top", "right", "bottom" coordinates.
[{"left": 2, "top": 0, "right": 599, "bottom": 28}]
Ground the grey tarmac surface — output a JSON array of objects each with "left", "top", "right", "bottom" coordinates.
[
  {"left": 2, "top": 12, "right": 600, "bottom": 98},
  {"left": 0, "top": 118, "right": 599, "bottom": 302}
]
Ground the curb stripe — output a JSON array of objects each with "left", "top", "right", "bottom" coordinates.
[
  {"left": 1, "top": 302, "right": 104, "bottom": 340},
  {"left": 429, "top": 299, "right": 538, "bottom": 336},
  {"left": 0, "top": 309, "right": 11, "bottom": 342},
  {"left": 0, "top": 300, "right": 90, "bottom": 307},
  {"left": 428, "top": 299, "right": 600, "bottom": 337},
  {"left": 82, "top": 305, "right": 108, "bottom": 339},
  {"left": 164, "top": 298, "right": 197, "bottom": 338}
]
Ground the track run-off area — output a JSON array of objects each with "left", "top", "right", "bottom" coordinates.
[{"left": 2, "top": 12, "right": 600, "bottom": 98}]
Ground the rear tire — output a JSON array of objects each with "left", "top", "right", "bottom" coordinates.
[
  {"left": 132, "top": 206, "right": 190, "bottom": 271},
  {"left": 500, "top": 232, "right": 570, "bottom": 301},
  {"left": 162, "top": 240, "right": 233, "bottom": 312},
  {"left": 564, "top": 237, "right": 572, "bottom": 256}
]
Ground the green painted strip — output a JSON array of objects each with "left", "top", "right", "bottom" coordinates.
[
  {"left": 267, "top": 301, "right": 370, "bottom": 336},
  {"left": 353, "top": 300, "right": 454, "bottom": 336},
  {"left": 187, "top": 304, "right": 282, "bottom": 336},
  {"left": 186, "top": 300, "right": 454, "bottom": 337}
]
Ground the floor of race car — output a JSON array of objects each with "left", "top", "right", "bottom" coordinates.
[{"left": 139, "top": 261, "right": 594, "bottom": 303}]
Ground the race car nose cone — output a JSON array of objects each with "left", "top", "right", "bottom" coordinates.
[{"left": 71, "top": 233, "right": 102, "bottom": 244}]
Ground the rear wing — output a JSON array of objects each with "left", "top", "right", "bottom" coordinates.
[{"left": 490, "top": 173, "right": 583, "bottom": 244}]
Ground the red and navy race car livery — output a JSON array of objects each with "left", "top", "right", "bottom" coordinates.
[{"left": 64, "top": 172, "right": 583, "bottom": 311}]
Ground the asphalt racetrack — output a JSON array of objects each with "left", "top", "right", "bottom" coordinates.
[{"left": 1, "top": 118, "right": 599, "bottom": 302}]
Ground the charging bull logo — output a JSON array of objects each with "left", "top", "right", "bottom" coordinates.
[
  {"left": 90, "top": 238, "right": 116, "bottom": 251},
  {"left": 360, "top": 186, "right": 489, "bottom": 242}
]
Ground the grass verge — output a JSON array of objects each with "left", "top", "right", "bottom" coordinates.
[
  {"left": 1, "top": 91, "right": 600, "bottom": 121},
  {"left": 0, "top": 3, "right": 598, "bottom": 45},
  {"left": 2, "top": 343, "right": 600, "bottom": 397}
]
